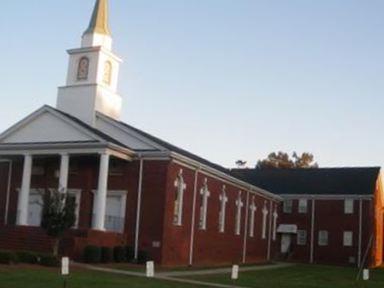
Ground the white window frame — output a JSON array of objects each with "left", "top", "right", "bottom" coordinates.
[
  {"left": 173, "top": 170, "right": 186, "bottom": 226},
  {"left": 298, "top": 199, "right": 308, "bottom": 214},
  {"left": 344, "top": 199, "right": 354, "bottom": 214},
  {"left": 283, "top": 199, "right": 293, "bottom": 213},
  {"left": 218, "top": 186, "right": 228, "bottom": 233},
  {"left": 235, "top": 191, "right": 244, "bottom": 236},
  {"left": 261, "top": 201, "right": 268, "bottom": 239},
  {"left": 91, "top": 189, "right": 127, "bottom": 233},
  {"left": 297, "top": 230, "right": 307, "bottom": 246},
  {"left": 272, "top": 206, "right": 278, "bottom": 241},
  {"left": 248, "top": 196, "right": 257, "bottom": 238},
  {"left": 199, "top": 179, "right": 210, "bottom": 231},
  {"left": 318, "top": 230, "right": 329, "bottom": 246},
  {"left": 343, "top": 231, "right": 353, "bottom": 247}
]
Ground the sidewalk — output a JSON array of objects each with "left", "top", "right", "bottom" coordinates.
[{"left": 75, "top": 262, "right": 294, "bottom": 288}]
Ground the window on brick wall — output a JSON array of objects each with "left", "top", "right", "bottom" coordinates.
[
  {"left": 261, "top": 201, "right": 269, "bottom": 239},
  {"left": 343, "top": 231, "right": 353, "bottom": 247},
  {"left": 173, "top": 170, "right": 186, "bottom": 226},
  {"left": 199, "top": 179, "right": 210, "bottom": 230},
  {"left": 283, "top": 200, "right": 293, "bottom": 213},
  {"left": 235, "top": 191, "right": 244, "bottom": 236},
  {"left": 318, "top": 230, "right": 329, "bottom": 246},
  {"left": 344, "top": 199, "right": 354, "bottom": 214},
  {"left": 298, "top": 199, "right": 308, "bottom": 214},
  {"left": 297, "top": 230, "right": 307, "bottom": 245},
  {"left": 218, "top": 186, "right": 228, "bottom": 233}
]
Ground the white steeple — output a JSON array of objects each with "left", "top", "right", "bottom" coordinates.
[{"left": 57, "top": 0, "right": 122, "bottom": 126}]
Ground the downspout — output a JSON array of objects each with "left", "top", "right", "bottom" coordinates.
[
  {"left": 188, "top": 166, "right": 200, "bottom": 266},
  {"left": 134, "top": 157, "right": 144, "bottom": 261},
  {"left": 267, "top": 200, "right": 273, "bottom": 261},
  {"left": 358, "top": 198, "right": 363, "bottom": 268},
  {"left": 310, "top": 198, "right": 315, "bottom": 264},
  {"left": 242, "top": 189, "right": 250, "bottom": 263},
  {"left": 0, "top": 160, "right": 12, "bottom": 226}
]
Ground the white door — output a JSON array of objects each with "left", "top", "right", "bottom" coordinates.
[
  {"left": 281, "top": 234, "right": 292, "bottom": 253},
  {"left": 28, "top": 193, "right": 43, "bottom": 227},
  {"left": 105, "top": 195, "right": 123, "bottom": 232}
]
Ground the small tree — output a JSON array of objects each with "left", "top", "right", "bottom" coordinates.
[{"left": 41, "top": 189, "right": 76, "bottom": 256}]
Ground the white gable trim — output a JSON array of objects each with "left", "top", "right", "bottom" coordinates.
[{"left": 0, "top": 106, "right": 106, "bottom": 144}]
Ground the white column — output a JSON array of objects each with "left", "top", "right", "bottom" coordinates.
[
  {"left": 17, "top": 154, "right": 33, "bottom": 226},
  {"left": 59, "top": 153, "right": 70, "bottom": 193},
  {"left": 93, "top": 153, "right": 110, "bottom": 231}
]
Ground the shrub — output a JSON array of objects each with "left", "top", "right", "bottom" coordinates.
[
  {"left": 39, "top": 254, "right": 60, "bottom": 267},
  {"left": 83, "top": 246, "right": 101, "bottom": 264},
  {"left": 0, "top": 251, "right": 18, "bottom": 265},
  {"left": 101, "top": 247, "right": 113, "bottom": 263},
  {"left": 113, "top": 246, "right": 126, "bottom": 263},
  {"left": 16, "top": 251, "right": 39, "bottom": 264},
  {"left": 125, "top": 246, "right": 134, "bottom": 262},
  {"left": 137, "top": 250, "right": 150, "bottom": 264}
]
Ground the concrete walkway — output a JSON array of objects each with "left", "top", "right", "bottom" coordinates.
[
  {"left": 157, "top": 262, "right": 293, "bottom": 277},
  {"left": 75, "top": 262, "right": 295, "bottom": 288}
]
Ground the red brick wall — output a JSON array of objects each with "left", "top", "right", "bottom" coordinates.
[
  {"left": 279, "top": 198, "right": 373, "bottom": 266},
  {"left": 160, "top": 161, "right": 278, "bottom": 266}
]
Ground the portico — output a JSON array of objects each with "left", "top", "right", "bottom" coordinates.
[{"left": 0, "top": 142, "right": 133, "bottom": 232}]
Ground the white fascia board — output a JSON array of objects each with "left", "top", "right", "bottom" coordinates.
[
  {"left": 0, "top": 143, "right": 133, "bottom": 161},
  {"left": 170, "top": 152, "right": 282, "bottom": 201},
  {"left": 0, "top": 106, "right": 108, "bottom": 145},
  {"left": 281, "top": 194, "right": 373, "bottom": 200}
]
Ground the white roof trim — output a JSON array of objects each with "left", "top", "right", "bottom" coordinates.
[{"left": 0, "top": 106, "right": 106, "bottom": 144}]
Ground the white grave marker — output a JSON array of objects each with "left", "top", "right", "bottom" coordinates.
[
  {"left": 363, "top": 269, "right": 369, "bottom": 281},
  {"left": 61, "top": 257, "right": 69, "bottom": 276},
  {"left": 146, "top": 261, "right": 155, "bottom": 278},
  {"left": 231, "top": 265, "right": 239, "bottom": 280}
]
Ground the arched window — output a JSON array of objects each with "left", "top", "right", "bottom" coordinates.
[
  {"left": 103, "top": 61, "right": 112, "bottom": 85},
  {"left": 77, "top": 57, "right": 89, "bottom": 80}
]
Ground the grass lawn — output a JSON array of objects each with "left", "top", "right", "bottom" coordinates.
[
  {"left": 0, "top": 265, "right": 201, "bottom": 288},
  {"left": 189, "top": 264, "right": 384, "bottom": 288}
]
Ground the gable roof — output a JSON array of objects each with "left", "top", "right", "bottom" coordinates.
[
  {"left": 0, "top": 105, "right": 127, "bottom": 149},
  {"left": 97, "top": 113, "right": 231, "bottom": 174},
  {"left": 231, "top": 167, "right": 381, "bottom": 195}
]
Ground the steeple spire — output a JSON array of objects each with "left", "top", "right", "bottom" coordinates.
[
  {"left": 84, "top": 0, "right": 111, "bottom": 36},
  {"left": 81, "top": 0, "right": 113, "bottom": 49}
]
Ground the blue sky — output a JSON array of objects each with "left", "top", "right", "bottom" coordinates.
[{"left": 1, "top": 0, "right": 383, "bottom": 168}]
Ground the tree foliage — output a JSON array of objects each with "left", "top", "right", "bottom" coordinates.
[
  {"left": 256, "top": 152, "right": 318, "bottom": 169},
  {"left": 41, "top": 190, "right": 76, "bottom": 255}
]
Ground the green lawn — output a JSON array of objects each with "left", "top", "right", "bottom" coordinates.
[
  {"left": 190, "top": 264, "right": 384, "bottom": 288},
  {"left": 0, "top": 265, "right": 200, "bottom": 288}
]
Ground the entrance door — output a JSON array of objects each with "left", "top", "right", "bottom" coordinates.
[
  {"left": 281, "top": 234, "right": 292, "bottom": 253},
  {"left": 28, "top": 193, "right": 43, "bottom": 227},
  {"left": 105, "top": 195, "right": 124, "bottom": 232}
]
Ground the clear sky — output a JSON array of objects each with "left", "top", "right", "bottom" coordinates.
[{"left": 1, "top": 0, "right": 383, "bottom": 168}]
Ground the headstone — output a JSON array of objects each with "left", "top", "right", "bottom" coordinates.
[
  {"left": 363, "top": 269, "right": 369, "bottom": 281},
  {"left": 231, "top": 265, "right": 239, "bottom": 280},
  {"left": 61, "top": 257, "right": 69, "bottom": 276},
  {"left": 146, "top": 261, "right": 155, "bottom": 278}
]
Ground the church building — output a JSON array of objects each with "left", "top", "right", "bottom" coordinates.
[
  {"left": 0, "top": 0, "right": 281, "bottom": 267},
  {"left": 0, "top": 0, "right": 383, "bottom": 268}
]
